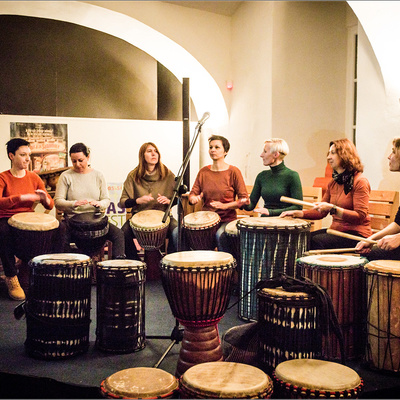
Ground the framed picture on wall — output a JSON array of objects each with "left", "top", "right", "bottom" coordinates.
[{"left": 10, "top": 122, "right": 68, "bottom": 173}]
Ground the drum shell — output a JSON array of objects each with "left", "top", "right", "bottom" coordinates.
[
  {"left": 257, "top": 287, "right": 321, "bottom": 374},
  {"left": 95, "top": 261, "right": 146, "bottom": 353},
  {"left": 296, "top": 255, "right": 368, "bottom": 361},
  {"left": 68, "top": 212, "right": 109, "bottom": 255},
  {"left": 25, "top": 254, "right": 92, "bottom": 359},
  {"left": 238, "top": 218, "right": 310, "bottom": 321}
]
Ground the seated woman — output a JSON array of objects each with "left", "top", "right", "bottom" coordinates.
[
  {"left": 243, "top": 138, "right": 302, "bottom": 216},
  {"left": 54, "top": 142, "right": 125, "bottom": 258},
  {"left": 281, "top": 138, "right": 372, "bottom": 250},
  {"left": 188, "top": 135, "right": 249, "bottom": 253},
  {"left": 119, "top": 142, "right": 177, "bottom": 260}
]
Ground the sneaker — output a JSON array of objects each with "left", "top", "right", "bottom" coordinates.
[{"left": 5, "top": 276, "right": 25, "bottom": 301}]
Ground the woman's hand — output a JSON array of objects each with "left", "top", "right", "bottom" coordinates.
[
  {"left": 157, "top": 194, "right": 170, "bottom": 205},
  {"left": 280, "top": 210, "right": 304, "bottom": 218},
  {"left": 313, "top": 201, "right": 334, "bottom": 213},
  {"left": 254, "top": 207, "right": 269, "bottom": 216},
  {"left": 377, "top": 234, "right": 400, "bottom": 251},
  {"left": 74, "top": 199, "right": 89, "bottom": 207},
  {"left": 210, "top": 200, "right": 227, "bottom": 210},
  {"left": 136, "top": 194, "right": 154, "bottom": 205},
  {"left": 355, "top": 240, "right": 372, "bottom": 254},
  {"left": 88, "top": 200, "right": 101, "bottom": 208},
  {"left": 189, "top": 193, "right": 203, "bottom": 205}
]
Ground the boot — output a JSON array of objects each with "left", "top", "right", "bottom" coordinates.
[{"left": 5, "top": 276, "right": 25, "bottom": 301}]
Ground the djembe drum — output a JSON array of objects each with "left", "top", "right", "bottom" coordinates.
[
  {"left": 8, "top": 212, "right": 59, "bottom": 262},
  {"left": 100, "top": 367, "right": 179, "bottom": 399},
  {"left": 183, "top": 211, "right": 221, "bottom": 250},
  {"left": 160, "top": 250, "right": 236, "bottom": 377},
  {"left": 296, "top": 254, "right": 368, "bottom": 361},
  {"left": 237, "top": 217, "right": 310, "bottom": 321},
  {"left": 272, "top": 359, "right": 364, "bottom": 399},
  {"left": 364, "top": 260, "right": 400, "bottom": 372},
  {"left": 179, "top": 361, "right": 274, "bottom": 399},
  {"left": 68, "top": 211, "right": 109, "bottom": 256},
  {"left": 24, "top": 253, "right": 92, "bottom": 359},
  {"left": 96, "top": 259, "right": 146, "bottom": 353},
  {"left": 130, "top": 209, "right": 170, "bottom": 280},
  {"left": 257, "top": 286, "right": 321, "bottom": 374}
]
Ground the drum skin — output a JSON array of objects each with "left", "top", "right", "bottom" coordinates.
[
  {"left": 238, "top": 217, "right": 310, "bottom": 321},
  {"left": 272, "top": 359, "right": 364, "bottom": 399},
  {"left": 296, "top": 254, "right": 368, "bottom": 361},
  {"left": 100, "top": 367, "right": 179, "bottom": 399},
  {"left": 8, "top": 212, "right": 60, "bottom": 262},
  {"left": 364, "top": 260, "right": 400, "bottom": 372},
  {"left": 96, "top": 260, "right": 146, "bottom": 354},
  {"left": 179, "top": 361, "right": 273, "bottom": 399},
  {"left": 25, "top": 253, "right": 92, "bottom": 359}
]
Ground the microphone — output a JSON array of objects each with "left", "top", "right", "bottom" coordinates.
[{"left": 196, "top": 112, "right": 210, "bottom": 127}]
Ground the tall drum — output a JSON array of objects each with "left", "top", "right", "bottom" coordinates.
[
  {"left": 296, "top": 254, "right": 368, "bottom": 361},
  {"left": 24, "top": 253, "right": 92, "bottom": 359},
  {"left": 8, "top": 212, "right": 59, "bottom": 262},
  {"left": 237, "top": 217, "right": 310, "bottom": 321},
  {"left": 183, "top": 211, "right": 220, "bottom": 250},
  {"left": 364, "top": 260, "right": 400, "bottom": 372},
  {"left": 96, "top": 259, "right": 146, "bottom": 354},
  {"left": 160, "top": 250, "right": 236, "bottom": 377}
]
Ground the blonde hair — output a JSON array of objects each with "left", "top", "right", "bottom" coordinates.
[{"left": 264, "top": 138, "right": 289, "bottom": 160}]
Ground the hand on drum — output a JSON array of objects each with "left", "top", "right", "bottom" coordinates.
[
  {"left": 157, "top": 193, "right": 170, "bottom": 205},
  {"left": 74, "top": 199, "right": 90, "bottom": 207},
  {"left": 136, "top": 194, "right": 155, "bottom": 204},
  {"left": 279, "top": 210, "right": 304, "bottom": 218},
  {"left": 355, "top": 240, "right": 372, "bottom": 254},
  {"left": 210, "top": 200, "right": 228, "bottom": 210},
  {"left": 254, "top": 207, "right": 269, "bottom": 216}
]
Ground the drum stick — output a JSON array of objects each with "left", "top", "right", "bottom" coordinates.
[
  {"left": 326, "top": 229, "right": 378, "bottom": 244},
  {"left": 306, "top": 248, "right": 358, "bottom": 255},
  {"left": 280, "top": 196, "right": 316, "bottom": 208}
]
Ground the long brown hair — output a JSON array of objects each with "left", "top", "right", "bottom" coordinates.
[
  {"left": 329, "top": 138, "right": 364, "bottom": 173},
  {"left": 133, "top": 142, "right": 168, "bottom": 184}
]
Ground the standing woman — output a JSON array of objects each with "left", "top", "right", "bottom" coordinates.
[
  {"left": 119, "top": 142, "right": 177, "bottom": 260},
  {"left": 189, "top": 135, "right": 249, "bottom": 252},
  {"left": 281, "top": 138, "right": 372, "bottom": 249},
  {"left": 243, "top": 138, "right": 303, "bottom": 216},
  {"left": 54, "top": 142, "right": 126, "bottom": 258}
]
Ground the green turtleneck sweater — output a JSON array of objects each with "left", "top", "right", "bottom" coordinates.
[{"left": 243, "top": 162, "right": 303, "bottom": 216}]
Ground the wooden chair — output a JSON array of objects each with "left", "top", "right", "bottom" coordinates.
[
  {"left": 301, "top": 186, "right": 323, "bottom": 232},
  {"left": 368, "top": 190, "right": 399, "bottom": 233}
]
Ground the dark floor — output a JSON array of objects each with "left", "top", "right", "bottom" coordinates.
[{"left": 0, "top": 263, "right": 400, "bottom": 399}]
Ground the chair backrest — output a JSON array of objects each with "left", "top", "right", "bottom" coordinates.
[
  {"left": 302, "top": 186, "right": 323, "bottom": 232},
  {"left": 369, "top": 190, "right": 399, "bottom": 233}
]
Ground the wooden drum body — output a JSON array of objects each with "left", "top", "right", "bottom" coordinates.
[
  {"left": 179, "top": 361, "right": 273, "bottom": 399},
  {"left": 272, "top": 359, "right": 364, "bottom": 399},
  {"left": 160, "top": 250, "right": 236, "bottom": 377},
  {"left": 25, "top": 253, "right": 92, "bottom": 359},
  {"left": 364, "top": 260, "right": 400, "bottom": 372},
  {"left": 100, "top": 367, "right": 179, "bottom": 399},
  {"left": 96, "top": 259, "right": 146, "bottom": 354},
  {"left": 296, "top": 254, "right": 368, "bottom": 361},
  {"left": 68, "top": 211, "right": 109, "bottom": 256},
  {"left": 8, "top": 212, "right": 59, "bottom": 262},
  {"left": 237, "top": 217, "right": 310, "bottom": 321},
  {"left": 183, "top": 211, "right": 220, "bottom": 250},
  {"left": 257, "top": 287, "right": 321, "bottom": 374}
]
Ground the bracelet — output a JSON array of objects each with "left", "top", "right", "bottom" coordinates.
[{"left": 330, "top": 205, "right": 337, "bottom": 215}]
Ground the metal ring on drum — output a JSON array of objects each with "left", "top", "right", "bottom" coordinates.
[
  {"left": 237, "top": 217, "right": 310, "bottom": 321},
  {"left": 296, "top": 254, "right": 368, "bottom": 361},
  {"left": 160, "top": 250, "right": 236, "bottom": 377}
]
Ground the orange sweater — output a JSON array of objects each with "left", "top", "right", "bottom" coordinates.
[{"left": 0, "top": 170, "right": 54, "bottom": 218}]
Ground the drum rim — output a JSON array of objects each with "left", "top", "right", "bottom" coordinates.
[
  {"left": 183, "top": 210, "right": 221, "bottom": 228},
  {"left": 258, "top": 286, "right": 313, "bottom": 299},
  {"left": 8, "top": 211, "right": 59, "bottom": 231},
  {"left": 161, "top": 250, "right": 234, "bottom": 267},
  {"left": 237, "top": 216, "right": 310, "bottom": 229},
  {"left": 296, "top": 254, "right": 368, "bottom": 268},
  {"left": 97, "top": 259, "right": 146, "bottom": 269},
  {"left": 364, "top": 259, "right": 400, "bottom": 275},
  {"left": 130, "top": 209, "right": 170, "bottom": 230},
  {"left": 30, "top": 253, "right": 91, "bottom": 265}
]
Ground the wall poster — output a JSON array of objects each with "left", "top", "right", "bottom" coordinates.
[{"left": 10, "top": 122, "right": 68, "bottom": 173}]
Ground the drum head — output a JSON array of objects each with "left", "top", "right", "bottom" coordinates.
[
  {"left": 30, "top": 253, "right": 91, "bottom": 265},
  {"left": 225, "top": 220, "right": 239, "bottom": 236},
  {"left": 102, "top": 367, "right": 178, "bottom": 398},
  {"left": 274, "top": 359, "right": 361, "bottom": 391},
  {"left": 130, "top": 210, "right": 170, "bottom": 230},
  {"left": 8, "top": 212, "right": 59, "bottom": 231},
  {"left": 238, "top": 216, "right": 309, "bottom": 229},
  {"left": 364, "top": 260, "right": 400, "bottom": 275},
  {"left": 259, "top": 286, "right": 311, "bottom": 300},
  {"left": 162, "top": 250, "right": 233, "bottom": 268},
  {"left": 69, "top": 212, "right": 108, "bottom": 227},
  {"left": 297, "top": 254, "right": 368, "bottom": 268},
  {"left": 97, "top": 259, "right": 146, "bottom": 270},
  {"left": 181, "top": 361, "right": 272, "bottom": 398},
  {"left": 183, "top": 211, "right": 220, "bottom": 228}
]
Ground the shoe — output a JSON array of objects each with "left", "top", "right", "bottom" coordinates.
[{"left": 5, "top": 276, "right": 25, "bottom": 301}]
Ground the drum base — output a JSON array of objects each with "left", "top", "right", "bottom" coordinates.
[
  {"left": 144, "top": 249, "right": 162, "bottom": 281},
  {"left": 176, "top": 325, "right": 224, "bottom": 377}
]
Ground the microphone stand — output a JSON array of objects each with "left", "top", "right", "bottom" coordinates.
[{"left": 149, "top": 114, "right": 209, "bottom": 368}]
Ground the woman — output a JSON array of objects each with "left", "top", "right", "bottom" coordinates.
[
  {"left": 243, "top": 138, "right": 303, "bottom": 216},
  {"left": 119, "top": 142, "right": 177, "bottom": 260},
  {"left": 54, "top": 142, "right": 125, "bottom": 258},
  {"left": 281, "top": 138, "right": 372, "bottom": 250},
  {"left": 189, "top": 135, "right": 249, "bottom": 252}
]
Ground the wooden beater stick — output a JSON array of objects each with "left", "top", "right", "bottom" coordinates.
[
  {"left": 326, "top": 229, "right": 378, "bottom": 244},
  {"left": 280, "top": 196, "right": 316, "bottom": 208},
  {"left": 306, "top": 248, "right": 358, "bottom": 255}
]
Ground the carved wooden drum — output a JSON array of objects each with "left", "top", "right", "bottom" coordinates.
[{"left": 183, "top": 211, "right": 220, "bottom": 250}]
